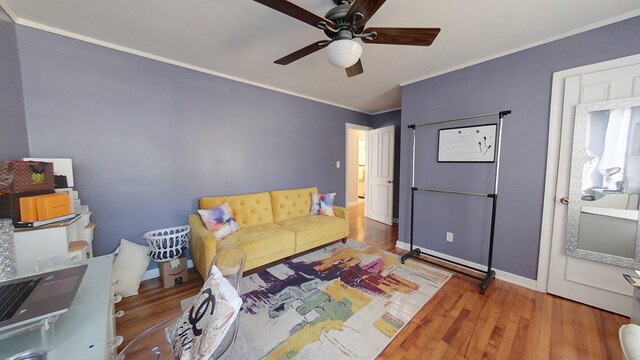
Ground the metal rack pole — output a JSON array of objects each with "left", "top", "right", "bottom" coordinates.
[
  {"left": 410, "top": 124, "right": 416, "bottom": 188},
  {"left": 401, "top": 110, "right": 510, "bottom": 294},
  {"left": 413, "top": 188, "right": 492, "bottom": 197},
  {"left": 480, "top": 110, "right": 508, "bottom": 291},
  {"left": 402, "top": 125, "right": 419, "bottom": 260},
  {"left": 410, "top": 111, "right": 507, "bottom": 128}
]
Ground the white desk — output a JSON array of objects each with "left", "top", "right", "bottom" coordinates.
[{"left": 0, "top": 255, "right": 117, "bottom": 360}]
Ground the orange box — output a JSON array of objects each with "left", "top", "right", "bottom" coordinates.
[
  {"left": 19, "top": 193, "right": 71, "bottom": 221},
  {"left": 19, "top": 196, "right": 39, "bottom": 221}
]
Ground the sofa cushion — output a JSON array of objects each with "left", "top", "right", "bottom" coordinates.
[
  {"left": 310, "top": 192, "right": 336, "bottom": 216},
  {"left": 219, "top": 223, "right": 295, "bottom": 261},
  {"left": 271, "top": 187, "right": 318, "bottom": 222},
  {"left": 200, "top": 192, "right": 273, "bottom": 227},
  {"left": 197, "top": 201, "right": 241, "bottom": 239},
  {"left": 277, "top": 215, "right": 346, "bottom": 247}
]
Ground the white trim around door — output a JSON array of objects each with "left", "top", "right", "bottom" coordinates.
[{"left": 345, "top": 123, "right": 372, "bottom": 211}]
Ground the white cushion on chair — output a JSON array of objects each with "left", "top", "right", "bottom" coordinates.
[
  {"left": 170, "top": 265, "right": 242, "bottom": 360},
  {"left": 180, "top": 294, "right": 198, "bottom": 311},
  {"left": 620, "top": 324, "right": 640, "bottom": 360}
]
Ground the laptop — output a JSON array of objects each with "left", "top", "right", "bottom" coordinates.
[{"left": 0, "top": 264, "right": 87, "bottom": 334}]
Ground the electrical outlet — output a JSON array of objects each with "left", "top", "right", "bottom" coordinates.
[
  {"left": 336, "top": 160, "right": 341, "bottom": 168},
  {"left": 446, "top": 232, "right": 454, "bottom": 242}
]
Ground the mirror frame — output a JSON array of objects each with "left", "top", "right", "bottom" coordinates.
[{"left": 565, "top": 96, "right": 640, "bottom": 268}]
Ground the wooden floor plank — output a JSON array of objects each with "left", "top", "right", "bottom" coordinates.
[{"left": 115, "top": 202, "right": 629, "bottom": 359}]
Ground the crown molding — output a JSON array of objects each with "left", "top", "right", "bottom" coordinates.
[
  {"left": 399, "top": 10, "right": 640, "bottom": 87},
  {"left": 371, "top": 107, "right": 401, "bottom": 116},
  {"left": 6, "top": 10, "right": 373, "bottom": 115}
]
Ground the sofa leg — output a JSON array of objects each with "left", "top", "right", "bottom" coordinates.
[{"left": 342, "top": 238, "right": 347, "bottom": 244}]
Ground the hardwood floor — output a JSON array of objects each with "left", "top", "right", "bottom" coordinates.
[{"left": 116, "top": 203, "right": 628, "bottom": 359}]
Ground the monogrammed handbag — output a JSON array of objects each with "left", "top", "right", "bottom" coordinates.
[{"left": 0, "top": 160, "right": 55, "bottom": 194}]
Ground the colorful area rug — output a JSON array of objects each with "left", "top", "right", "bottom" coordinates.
[{"left": 227, "top": 240, "right": 451, "bottom": 359}]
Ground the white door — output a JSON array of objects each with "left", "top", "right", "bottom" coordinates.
[
  {"left": 366, "top": 125, "right": 394, "bottom": 225},
  {"left": 546, "top": 59, "right": 640, "bottom": 315},
  {"left": 357, "top": 138, "right": 366, "bottom": 199}
]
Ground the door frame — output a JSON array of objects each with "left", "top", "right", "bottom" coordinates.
[
  {"left": 536, "top": 53, "right": 640, "bottom": 292},
  {"left": 345, "top": 123, "right": 372, "bottom": 211},
  {"left": 356, "top": 137, "right": 367, "bottom": 200}
]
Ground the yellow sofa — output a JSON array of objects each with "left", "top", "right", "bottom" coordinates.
[{"left": 188, "top": 187, "right": 349, "bottom": 279}]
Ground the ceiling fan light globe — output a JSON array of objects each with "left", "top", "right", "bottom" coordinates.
[{"left": 326, "top": 40, "right": 362, "bottom": 68}]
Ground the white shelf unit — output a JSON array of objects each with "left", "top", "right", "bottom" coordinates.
[{"left": 13, "top": 213, "right": 95, "bottom": 275}]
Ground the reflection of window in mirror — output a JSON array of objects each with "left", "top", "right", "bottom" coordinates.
[
  {"left": 582, "top": 110, "right": 609, "bottom": 198},
  {"left": 582, "top": 108, "right": 637, "bottom": 197},
  {"left": 581, "top": 149, "right": 599, "bottom": 195},
  {"left": 600, "top": 108, "right": 630, "bottom": 191},
  {"left": 628, "top": 107, "right": 640, "bottom": 195},
  {"left": 634, "top": 122, "right": 640, "bottom": 156}
]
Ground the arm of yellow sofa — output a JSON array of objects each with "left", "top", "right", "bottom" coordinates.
[
  {"left": 333, "top": 206, "right": 349, "bottom": 238},
  {"left": 188, "top": 214, "right": 217, "bottom": 280}
]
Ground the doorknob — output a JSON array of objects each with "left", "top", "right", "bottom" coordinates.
[
  {"left": 560, "top": 197, "right": 569, "bottom": 205},
  {"left": 387, "top": 181, "right": 393, "bottom": 184}
]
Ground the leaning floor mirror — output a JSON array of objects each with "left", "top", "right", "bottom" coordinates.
[{"left": 565, "top": 96, "right": 640, "bottom": 269}]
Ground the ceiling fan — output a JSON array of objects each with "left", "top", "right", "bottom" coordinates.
[{"left": 253, "top": 0, "right": 441, "bottom": 77}]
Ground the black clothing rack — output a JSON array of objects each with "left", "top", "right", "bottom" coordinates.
[{"left": 401, "top": 110, "right": 511, "bottom": 294}]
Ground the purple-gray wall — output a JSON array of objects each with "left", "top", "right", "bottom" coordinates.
[
  {"left": 0, "top": 8, "right": 28, "bottom": 161},
  {"left": 15, "top": 26, "right": 370, "bottom": 259},
  {"left": 371, "top": 110, "right": 401, "bottom": 219},
  {"left": 400, "top": 16, "right": 640, "bottom": 280}
]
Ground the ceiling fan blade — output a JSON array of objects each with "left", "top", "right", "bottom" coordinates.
[
  {"left": 362, "top": 27, "right": 441, "bottom": 46},
  {"left": 253, "top": 0, "right": 333, "bottom": 28},
  {"left": 345, "top": 59, "right": 364, "bottom": 77},
  {"left": 345, "top": 0, "right": 387, "bottom": 27},
  {"left": 274, "top": 41, "right": 330, "bottom": 65}
]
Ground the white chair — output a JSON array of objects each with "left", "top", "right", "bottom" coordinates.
[
  {"left": 620, "top": 324, "right": 640, "bottom": 360},
  {"left": 116, "top": 244, "right": 246, "bottom": 360}
]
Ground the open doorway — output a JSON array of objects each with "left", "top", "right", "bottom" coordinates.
[
  {"left": 346, "top": 123, "right": 396, "bottom": 225},
  {"left": 346, "top": 122, "right": 398, "bottom": 248},
  {"left": 346, "top": 124, "right": 371, "bottom": 214},
  {"left": 357, "top": 138, "right": 366, "bottom": 203}
]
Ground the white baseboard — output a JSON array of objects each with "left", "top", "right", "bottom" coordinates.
[
  {"left": 143, "top": 259, "right": 195, "bottom": 281},
  {"left": 395, "top": 241, "right": 538, "bottom": 291}
]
